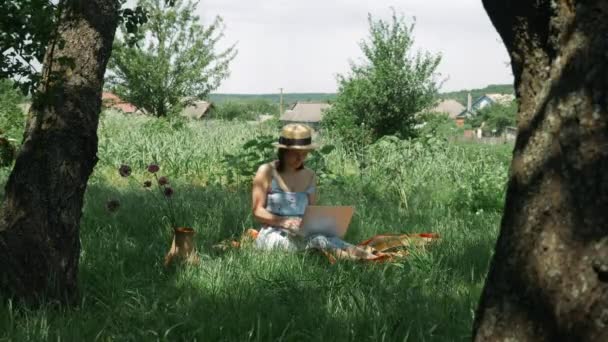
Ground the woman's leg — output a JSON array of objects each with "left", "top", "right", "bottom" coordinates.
[
  {"left": 256, "top": 227, "right": 299, "bottom": 251},
  {"left": 306, "top": 235, "right": 380, "bottom": 260}
]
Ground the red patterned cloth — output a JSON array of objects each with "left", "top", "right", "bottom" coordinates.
[{"left": 214, "top": 229, "right": 440, "bottom": 264}]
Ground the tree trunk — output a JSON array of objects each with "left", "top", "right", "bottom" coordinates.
[
  {"left": 473, "top": 1, "right": 608, "bottom": 341},
  {"left": 0, "top": 0, "right": 119, "bottom": 303}
]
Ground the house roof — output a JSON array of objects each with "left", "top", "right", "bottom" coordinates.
[
  {"left": 102, "top": 92, "right": 138, "bottom": 113},
  {"left": 456, "top": 93, "right": 516, "bottom": 118},
  {"left": 182, "top": 101, "right": 213, "bottom": 120},
  {"left": 430, "top": 99, "right": 465, "bottom": 118},
  {"left": 102, "top": 92, "right": 120, "bottom": 101},
  {"left": 280, "top": 102, "right": 331, "bottom": 123}
]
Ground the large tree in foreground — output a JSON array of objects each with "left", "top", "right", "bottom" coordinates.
[
  {"left": 107, "top": 0, "right": 236, "bottom": 117},
  {"left": 474, "top": 1, "right": 608, "bottom": 341},
  {"left": 0, "top": 0, "right": 121, "bottom": 302}
]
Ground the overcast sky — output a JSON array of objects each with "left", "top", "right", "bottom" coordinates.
[{"left": 191, "top": 0, "right": 513, "bottom": 94}]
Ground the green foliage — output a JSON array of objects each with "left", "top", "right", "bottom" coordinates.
[
  {"left": 439, "top": 84, "right": 514, "bottom": 106},
  {"left": 456, "top": 163, "right": 507, "bottom": 213},
  {"left": 322, "top": 10, "right": 441, "bottom": 147},
  {"left": 107, "top": 0, "right": 237, "bottom": 117},
  {"left": 0, "top": 0, "right": 56, "bottom": 94},
  {"left": 467, "top": 100, "right": 517, "bottom": 134},
  {"left": 221, "top": 135, "right": 276, "bottom": 185},
  {"left": 358, "top": 134, "right": 508, "bottom": 214},
  {"left": 0, "top": 0, "right": 152, "bottom": 95},
  {"left": 0, "top": 138, "right": 16, "bottom": 167},
  {"left": 221, "top": 135, "right": 336, "bottom": 186},
  {"left": 416, "top": 112, "right": 462, "bottom": 140},
  {"left": 243, "top": 99, "right": 278, "bottom": 116},
  {"left": 140, "top": 115, "right": 188, "bottom": 135},
  {"left": 0, "top": 80, "right": 25, "bottom": 145},
  {"left": 117, "top": 2, "right": 150, "bottom": 45},
  {"left": 210, "top": 100, "right": 278, "bottom": 121}
]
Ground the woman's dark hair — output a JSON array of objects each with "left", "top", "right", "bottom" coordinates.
[{"left": 276, "top": 148, "right": 304, "bottom": 172}]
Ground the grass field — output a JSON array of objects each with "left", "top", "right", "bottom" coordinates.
[{"left": 0, "top": 111, "right": 513, "bottom": 341}]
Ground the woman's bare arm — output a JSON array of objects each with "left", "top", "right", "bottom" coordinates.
[
  {"left": 251, "top": 164, "right": 299, "bottom": 230},
  {"left": 252, "top": 164, "right": 280, "bottom": 226}
]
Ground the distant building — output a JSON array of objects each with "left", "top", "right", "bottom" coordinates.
[
  {"left": 429, "top": 99, "right": 465, "bottom": 119},
  {"left": 102, "top": 92, "right": 140, "bottom": 114},
  {"left": 181, "top": 100, "right": 214, "bottom": 120},
  {"left": 431, "top": 99, "right": 466, "bottom": 127},
  {"left": 456, "top": 93, "right": 515, "bottom": 119},
  {"left": 279, "top": 101, "right": 331, "bottom": 128}
]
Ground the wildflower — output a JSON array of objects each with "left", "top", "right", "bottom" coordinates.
[
  {"left": 111, "top": 163, "right": 178, "bottom": 228},
  {"left": 147, "top": 164, "right": 160, "bottom": 173},
  {"left": 158, "top": 176, "right": 169, "bottom": 186},
  {"left": 118, "top": 164, "right": 132, "bottom": 177},
  {"left": 106, "top": 199, "right": 120, "bottom": 212}
]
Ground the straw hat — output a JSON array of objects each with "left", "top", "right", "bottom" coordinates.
[{"left": 273, "top": 124, "right": 318, "bottom": 150}]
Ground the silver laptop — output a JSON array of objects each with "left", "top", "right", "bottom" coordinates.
[{"left": 298, "top": 206, "right": 354, "bottom": 238}]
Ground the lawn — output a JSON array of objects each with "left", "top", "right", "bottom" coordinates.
[{"left": 0, "top": 111, "right": 513, "bottom": 341}]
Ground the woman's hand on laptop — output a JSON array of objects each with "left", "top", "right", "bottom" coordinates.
[{"left": 279, "top": 217, "right": 302, "bottom": 232}]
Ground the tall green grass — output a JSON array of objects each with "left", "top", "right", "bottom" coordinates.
[{"left": 0, "top": 111, "right": 512, "bottom": 341}]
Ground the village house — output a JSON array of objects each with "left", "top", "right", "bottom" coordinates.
[
  {"left": 454, "top": 92, "right": 519, "bottom": 143},
  {"left": 181, "top": 100, "right": 214, "bottom": 120},
  {"left": 102, "top": 92, "right": 141, "bottom": 114},
  {"left": 279, "top": 101, "right": 331, "bottom": 129},
  {"left": 428, "top": 99, "right": 465, "bottom": 119},
  {"left": 456, "top": 93, "right": 516, "bottom": 123}
]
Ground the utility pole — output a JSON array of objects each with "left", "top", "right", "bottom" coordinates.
[{"left": 279, "top": 87, "right": 284, "bottom": 117}]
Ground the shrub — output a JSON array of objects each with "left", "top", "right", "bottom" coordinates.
[
  {"left": 222, "top": 135, "right": 336, "bottom": 186},
  {"left": 322, "top": 10, "right": 441, "bottom": 147},
  {"left": 210, "top": 100, "right": 278, "bottom": 121},
  {"left": 467, "top": 100, "right": 518, "bottom": 134},
  {"left": 0, "top": 80, "right": 25, "bottom": 166},
  {"left": 416, "top": 112, "right": 461, "bottom": 141},
  {"left": 107, "top": 0, "right": 236, "bottom": 117},
  {"left": 0, "top": 80, "right": 25, "bottom": 142}
]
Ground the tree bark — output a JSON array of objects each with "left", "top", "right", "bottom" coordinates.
[
  {"left": 0, "top": 0, "right": 119, "bottom": 303},
  {"left": 474, "top": 1, "right": 608, "bottom": 341}
]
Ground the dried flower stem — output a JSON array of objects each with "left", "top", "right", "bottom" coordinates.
[{"left": 153, "top": 173, "right": 178, "bottom": 230}]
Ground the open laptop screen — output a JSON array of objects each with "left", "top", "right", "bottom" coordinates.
[{"left": 299, "top": 206, "right": 354, "bottom": 238}]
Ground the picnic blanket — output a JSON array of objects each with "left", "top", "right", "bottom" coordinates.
[{"left": 213, "top": 229, "right": 440, "bottom": 264}]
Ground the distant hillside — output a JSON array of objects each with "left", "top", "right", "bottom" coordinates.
[
  {"left": 208, "top": 84, "right": 514, "bottom": 107},
  {"left": 209, "top": 93, "right": 337, "bottom": 105},
  {"left": 439, "top": 84, "right": 514, "bottom": 105}
]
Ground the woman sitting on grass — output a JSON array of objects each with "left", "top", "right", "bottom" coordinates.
[{"left": 251, "top": 123, "right": 391, "bottom": 261}]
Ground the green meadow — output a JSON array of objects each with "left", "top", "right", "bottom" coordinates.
[{"left": 0, "top": 111, "right": 512, "bottom": 341}]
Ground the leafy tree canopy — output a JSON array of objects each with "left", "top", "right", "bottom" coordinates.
[
  {"left": 0, "top": 79, "right": 25, "bottom": 142},
  {"left": 210, "top": 100, "right": 278, "bottom": 121},
  {"left": 322, "top": 10, "right": 442, "bottom": 146},
  {"left": 0, "top": 0, "right": 150, "bottom": 96},
  {"left": 106, "top": 0, "right": 237, "bottom": 117}
]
